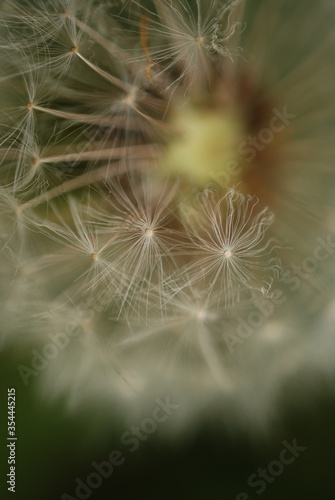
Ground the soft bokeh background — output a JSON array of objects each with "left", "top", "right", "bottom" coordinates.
[
  {"left": 1, "top": 354, "right": 334, "bottom": 499},
  {"left": 1, "top": 0, "right": 335, "bottom": 498}
]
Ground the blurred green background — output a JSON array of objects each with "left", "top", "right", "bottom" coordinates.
[{"left": 0, "top": 347, "right": 334, "bottom": 499}]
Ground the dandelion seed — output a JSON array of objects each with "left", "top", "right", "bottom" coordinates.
[
  {"left": 0, "top": 186, "right": 38, "bottom": 255},
  {"left": 92, "top": 175, "right": 185, "bottom": 319},
  {"left": 114, "top": 279, "right": 236, "bottom": 391},
  {"left": 127, "top": 0, "right": 242, "bottom": 92},
  {"left": 183, "top": 189, "right": 281, "bottom": 306},
  {"left": 32, "top": 195, "right": 121, "bottom": 301}
]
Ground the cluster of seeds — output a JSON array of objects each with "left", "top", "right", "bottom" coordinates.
[{"left": 1, "top": 0, "right": 334, "bottom": 424}]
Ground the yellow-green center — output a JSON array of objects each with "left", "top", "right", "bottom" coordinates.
[{"left": 163, "top": 105, "right": 244, "bottom": 187}]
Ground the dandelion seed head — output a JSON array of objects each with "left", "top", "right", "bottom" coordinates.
[
  {"left": 61, "top": 9, "right": 71, "bottom": 19},
  {"left": 31, "top": 156, "right": 40, "bottom": 169},
  {"left": 194, "top": 36, "right": 204, "bottom": 46},
  {"left": 123, "top": 87, "right": 137, "bottom": 107},
  {"left": 14, "top": 204, "right": 22, "bottom": 216},
  {"left": 194, "top": 308, "right": 206, "bottom": 321},
  {"left": 1, "top": 0, "right": 335, "bottom": 434},
  {"left": 144, "top": 226, "right": 154, "bottom": 239}
]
